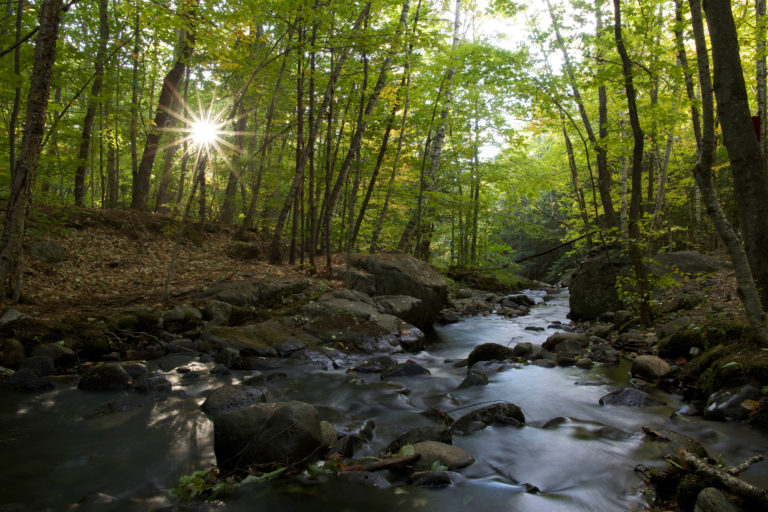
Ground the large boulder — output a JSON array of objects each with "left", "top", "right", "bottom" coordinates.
[
  {"left": 28, "top": 239, "right": 68, "bottom": 263},
  {"left": 348, "top": 254, "right": 448, "bottom": 327},
  {"left": 202, "top": 384, "right": 268, "bottom": 417},
  {"left": 631, "top": 355, "right": 671, "bottom": 381},
  {"left": 214, "top": 401, "right": 325, "bottom": 472},
  {"left": 568, "top": 249, "right": 627, "bottom": 322}
]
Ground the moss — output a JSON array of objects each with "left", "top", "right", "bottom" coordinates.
[
  {"left": 692, "top": 342, "right": 768, "bottom": 396},
  {"left": 52, "top": 317, "right": 112, "bottom": 358},
  {"left": 676, "top": 474, "right": 704, "bottom": 512},
  {"left": 658, "top": 329, "right": 707, "bottom": 359}
]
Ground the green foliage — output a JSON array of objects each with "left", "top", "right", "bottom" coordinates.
[{"left": 173, "top": 466, "right": 286, "bottom": 501}]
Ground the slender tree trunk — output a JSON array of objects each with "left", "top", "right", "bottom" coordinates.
[
  {"left": 155, "top": 88, "right": 183, "bottom": 210},
  {"left": 74, "top": 0, "right": 109, "bottom": 207},
  {"left": 307, "top": 16, "right": 318, "bottom": 270},
  {"left": 613, "top": 0, "right": 651, "bottom": 324},
  {"left": 176, "top": 69, "right": 191, "bottom": 206},
  {"left": 680, "top": 0, "right": 768, "bottom": 342},
  {"left": 562, "top": 118, "right": 592, "bottom": 248},
  {"left": 132, "top": 0, "right": 197, "bottom": 210},
  {"left": 758, "top": 0, "right": 767, "bottom": 160},
  {"left": 9, "top": 0, "right": 24, "bottom": 179},
  {"left": 397, "top": 0, "right": 458, "bottom": 253},
  {"left": 0, "top": 0, "right": 63, "bottom": 299},
  {"left": 703, "top": 0, "right": 768, "bottom": 308},
  {"left": 130, "top": 6, "right": 141, "bottom": 193}
]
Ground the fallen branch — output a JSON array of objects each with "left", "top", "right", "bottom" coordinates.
[{"left": 683, "top": 450, "right": 768, "bottom": 508}]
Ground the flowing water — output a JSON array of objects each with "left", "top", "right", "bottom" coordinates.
[{"left": 2, "top": 289, "right": 768, "bottom": 511}]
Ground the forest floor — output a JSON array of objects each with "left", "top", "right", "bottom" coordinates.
[{"left": 14, "top": 206, "right": 346, "bottom": 320}]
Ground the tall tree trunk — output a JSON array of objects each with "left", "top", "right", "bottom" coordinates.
[
  {"left": 703, "top": 0, "right": 768, "bottom": 308},
  {"left": 155, "top": 87, "right": 184, "bottom": 210},
  {"left": 613, "top": 0, "right": 651, "bottom": 324},
  {"left": 9, "top": 0, "right": 24, "bottom": 179},
  {"left": 307, "top": 16, "right": 318, "bottom": 270},
  {"left": 130, "top": 5, "right": 141, "bottom": 193},
  {"left": 132, "top": 0, "right": 197, "bottom": 210},
  {"left": 562, "top": 118, "right": 593, "bottom": 248},
  {"left": 758, "top": 0, "right": 767, "bottom": 160},
  {"left": 397, "top": 0, "right": 458, "bottom": 253},
  {"left": 0, "top": 0, "right": 63, "bottom": 299},
  {"left": 679, "top": 0, "right": 768, "bottom": 342},
  {"left": 74, "top": 0, "right": 109, "bottom": 207}
]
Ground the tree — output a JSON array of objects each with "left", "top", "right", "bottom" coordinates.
[{"left": 0, "top": 0, "right": 64, "bottom": 299}]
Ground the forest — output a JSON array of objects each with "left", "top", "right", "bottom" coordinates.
[
  {"left": 5, "top": 0, "right": 768, "bottom": 510},
  {"left": 1, "top": 0, "right": 767, "bottom": 315}
]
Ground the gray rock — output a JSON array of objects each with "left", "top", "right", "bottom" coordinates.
[
  {"left": 349, "top": 253, "right": 449, "bottom": 327},
  {"left": 412, "top": 441, "right": 474, "bottom": 471},
  {"left": 631, "top": 355, "right": 671, "bottom": 381},
  {"left": 694, "top": 487, "right": 741, "bottom": 512},
  {"left": 651, "top": 250, "right": 728, "bottom": 275},
  {"left": 660, "top": 316, "right": 694, "bottom": 338},
  {"left": 78, "top": 363, "right": 133, "bottom": 391},
  {"left": 202, "top": 384, "right": 267, "bottom": 417},
  {"left": 28, "top": 239, "right": 68, "bottom": 263},
  {"left": 410, "top": 471, "right": 454, "bottom": 488},
  {"left": 704, "top": 385, "right": 761, "bottom": 421},
  {"left": 458, "top": 373, "right": 489, "bottom": 389},
  {"left": 599, "top": 388, "right": 665, "bottom": 408},
  {"left": 275, "top": 339, "right": 307, "bottom": 357},
  {"left": 437, "top": 310, "right": 460, "bottom": 324},
  {"left": 452, "top": 402, "right": 525, "bottom": 435},
  {"left": 336, "top": 471, "right": 391, "bottom": 489},
  {"left": 214, "top": 347, "right": 241, "bottom": 368},
  {"left": 0, "top": 339, "right": 25, "bottom": 368},
  {"left": 289, "top": 348, "right": 336, "bottom": 370},
  {"left": 121, "top": 362, "right": 149, "bottom": 378},
  {"left": 159, "top": 306, "right": 202, "bottom": 331},
  {"left": 374, "top": 295, "right": 426, "bottom": 327},
  {"left": 20, "top": 356, "right": 55, "bottom": 377},
  {"left": 575, "top": 358, "right": 594, "bottom": 369},
  {"left": 569, "top": 250, "right": 628, "bottom": 321},
  {"left": 133, "top": 373, "right": 172, "bottom": 394},
  {"left": 467, "top": 343, "right": 514, "bottom": 367},
  {"left": 556, "top": 356, "right": 576, "bottom": 367},
  {"left": 0, "top": 309, "right": 27, "bottom": 326},
  {"left": 203, "top": 325, "right": 278, "bottom": 356},
  {"left": 30, "top": 343, "right": 75, "bottom": 363},
  {"left": 646, "top": 428, "right": 709, "bottom": 460},
  {"left": 205, "top": 300, "right": 233, "bottom": 327},
  {"left": 387, "top": 426, "right": 452, "bottom": 453},
  {"left": 349, "top": 355, "right": 399, "bottom": 373},
  {"left": 553, "top": 339, "right": 583, "bottom": 358},
  {"left": 512, "top": 342, "right": 535, "bottom": 359},
  {"left": 224, "top": 242, "right": 263, "bottom": 261},
  {"left": 542, "top": 332, "right": 588, "bottom": 352},
  {"left": 381, "top": 361, "right": 430, "bottom": 380},
  {"left": 214, "top": 401, "right": 325, "bottom": 472},
  {"left": 320, "top": 420, "right": 337, "bottom": 447}
]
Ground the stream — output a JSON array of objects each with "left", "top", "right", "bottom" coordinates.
[{"left": 2, "top": 289, "right": 768, "bottom": 511}]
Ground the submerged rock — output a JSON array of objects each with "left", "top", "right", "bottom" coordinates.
[
  {"left": 452, "top": 402, "right": 525, "bottom": 435},
  {"left": 599, "top": 388, "right": 665, "bottom": 408}
]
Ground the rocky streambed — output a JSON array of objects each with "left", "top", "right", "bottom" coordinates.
[{"left": 2, "top": 283, "right": 768, "bottom": 512}]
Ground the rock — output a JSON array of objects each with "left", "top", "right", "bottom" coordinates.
[
  {"left": 349, "top": 253, "right": 449, "bottom": 327},
  {"left": 631, "top": 355, "right": 671, "bottom": 381},
  {"left": 553, "top": 339, "right": 583, "bottom": 358},
  {"left": 133, "top": 373, "right": 172, "bottom": 394},
  {"left": 203, "top": 280, "right": 261, "bottom": 307},
  {"left": 575, "top": 358, "right": 594, "bottom": 369},
  {"left": 437, "top": 310, "right": 460, "bottom": 324},
  {"left": 159, "top": 306, "right": 203, "bottom": 332},
  {"left": 320, "top": 420, "right": 337, "bottom": 447},
  {"left": 290, "top": 349, "right": 336, "bottom": 370},
  {"left": 275, "top": 339, "right": 307, "bottom": 358},
  {"left": 336, "top": 471, "right": 391, "bottom": 489},
  {"left": 458, "top": 373, "right": 488, "bottom": 389},
  {"left": 0, "top": 339, "right": 25, "bottom": 368},
  {"left": 651, "top": 250, "right": 728, "bottom": 275},
  {"left": 331, "top": 434, "right": 369, "bottom": 458},
  {"left": 569, "top": 250, "right": 628, "bottom": 322},
  {"left": 374, "top": 295, "right": 427, "bottom": 328},
  {"left": 704, "top": 385, "right": 761, "bottom": 421},
  {"left": 468, "top": 360, "right": 514, "bottom": 376},
  {"left": 663, "top": 292, "right": 706, "bottom": 313},
  {"left": 512, "top": 342, "right": 536, "bottom": 359},
  {"left": 30, "top": 343, "right": 75, "bottom": 363},
  {"left": 381, "top": 361, "right": 430, "bottom": 380},
  {"left": 660, "top": 316, "right": 694, "bottom": 339},
  {"left": 202, "top": 384, "right": 268, "bottom": 417},
  {"left": 205, "top": 300, "right": 233, "bottom": 327},
  {"left": 644, "top": 428, "right": 709, "bottom": 460},
  {"left": 214, "top": 347, "right": 241, "bottom": 368},
  {"left": 203, "top": 325, "right": 278, "bottom": 356},
  {"left": 28, "top": 239, "right": 68, "bottom": 263},
  {"left": 213, "top": 401, "right": 325, "bottom": 472},
  {"left": 542, "top": 332, "right": 588, "bottom": 352},
  {"left": 120, "top": 362, "right": 149, "bottom": 378},
  {"left": 694, "top": 487, "right": 741, "bottom": 512},
  {"left": 452, "top": 402, "right": 525, "bottom": 435},
  {"left": 20, "top": 356, "right": 55, "bottom": 377},
  {"left": 349, "top": 355, "right": 399, "bottom": 373},
  {"left": 467, "top": 343, "right": 514, "bottom": 367},
  {"left": 78, "top": 363, "right": 133, "bottom": 391},
  {"left": 225, "top": 242, "right": 263, "bottom": 261},
  {"left": 556, "top": 356, "right": 576, "bottom": 367},
  {"left": 412, "top": 441, "right": 474, "bottom": 471},
  {"left": 506, "top": 294, "right": 535, "bottom": 307},
  {"left": 525, "top": 326, "right": 544, "bottom": 332},
  {"left": 387, "top": 426, "right": 453, "bottom": 453},
  {"left": 599, "top": 388, "right": 665, "bottom": 408},
  {"left": 410, "top": 471, "right": 455, "bottom": 488},
  {"left": 0, "top": 366, "right": 14, "bottom": 380},
  {"left": 0, "top": 309, "right": 27, "bottom": 325}
]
